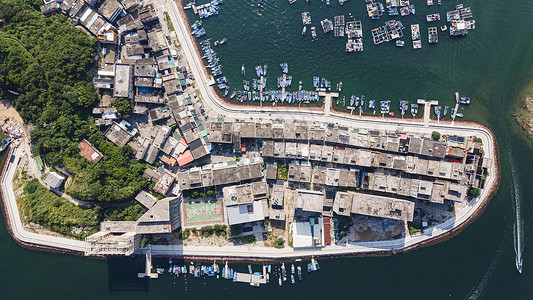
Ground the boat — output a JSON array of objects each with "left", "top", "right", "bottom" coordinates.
[
  {"left": 410, "top": 104, "right": 418, "bottom": 116},
  {"left": 450, "top": 107, "right": 455, "bottom": 118},
  {"left": 427, "top": 0, "right": 433, "bottom": 5},
  {"left": 279, "top": 276, "right": 282, "bottom": 286},
  {"left": 263, "top": 64, "right": 267, "bottom": 76},
  {"left": 360, "top": 95, "right": 365, "bottom": 107},
  {"left": 411, "top": 24, "right": 420, "bottom": 40},
  {"left": 338, "top": 81, "right": 342, "bottom": 91},
  {"left": 311, "top": 26, "right": 317, "bottom": 40},
  {"left": 299, "top": 81, "right": 303, "bottom": 91},
  {"left": 369, "top": 99, "right": 376, "bottom": 109},
  {"left": 313, "top": 76, "right": 319, "bottom": 89},
  {"left": 438, "top": 0, "right": 441, "bottom": 4},
  {"left": 434, "top": 105, "right": 441, "bottom": 118},
  {"left": 440, "top": 24, "right": 447, "bottom": 31},
  {"left": 291, "top": 274, "right": 295, "bottom": 284},
  {"left": 396, "top": 40, "right": 405, "bottom": 47},
  {"left": 307, "top": 263, "right": 311, "bottom": 273},
  {"left": 460, "top": 97, "right": 471, "bottom": 104},
  {"left": 233, "top": 271, "right": 237, "bottom": 282},
  {"left": 297, "top": 265, "right": 302, "bottom": 281},
  {"left": 291, "top": 264, "right": 295, "bottom": 274},
  {"left": 443, "top": 106, "right": 449, "bottom": 116},
  {"left": 224, "top": 89, "right": 229, "bottom": 97},
  {"left": 230, "top": 91, "right": 236, "bottom": 98},
  {"left": 255, "top": 65, "right": 262, "bottom": 77},
  {"left": 350, "top": 95, "right": 355, "bottom": 106},
  {"left": 428, "top": 27, "right": 438, "bottom": 43},
  {"left": 410, "top": 4, "right": 415, "bottom": 14},
  {"left": 455, "top": 113, "right": 463, "bottom": 118},
  {"left": 242, "top": 64, "right": 246, "bottom": 76},
  {"left": 517, "top": 256, "right": 523, "bottom": 274},
  {"left": 281, "top": 263, "right": 287, "bottom": 281},
  {"left": 355, "top": 96, "right": 360, "bottom": 107},
  {"left": 302, "top": 26, "right": 307, "bottom": 35},
  {"left": 280, "top": 62, "right": 288, "bottom": 74},
  {"left": 268, "top": 265, "right": 271, "bottom": 273}
]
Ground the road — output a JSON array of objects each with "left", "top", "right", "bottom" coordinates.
[{"left": 1, "top": 146, "right": 85, "bottom": 252}]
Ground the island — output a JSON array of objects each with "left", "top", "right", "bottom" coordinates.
[{"left": 0, "top": 0, "right": 498, "bottom": 278}]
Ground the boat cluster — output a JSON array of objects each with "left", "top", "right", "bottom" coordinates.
[
  {"left": 191, "top": 20, "right": 206, "bottom": 37},
  {"left": 313, "top": 76, "right": 332, "bottom": 91},
  {"left": 200, "top": 39, "right": 229, "bottom": 95},
  {"left": 385, "top": 0, "right": 415, "bottom": 17},
  {"left": 162, "top": 259, "right": 321, "bottom": 287},
  {"left": 191, "top": 0, "right": 224, "bottom": 19}
]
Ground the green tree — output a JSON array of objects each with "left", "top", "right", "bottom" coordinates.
[
  {"left": 432, "top": 131, "right": 441, "bottom": 141},
  {"left": 112, "top": 97, "right": 134, "bottom": 119},
  {"left": 469, "top": 187, "right": 480, "bottom": 198}
]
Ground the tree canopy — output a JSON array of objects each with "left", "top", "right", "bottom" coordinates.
[{"left": 0, "top": 0, "right": 147, "bottom": 203}]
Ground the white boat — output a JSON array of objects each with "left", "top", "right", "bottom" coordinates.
[{"left": 302, "top": 26, "right": 307, "bottom": 35}]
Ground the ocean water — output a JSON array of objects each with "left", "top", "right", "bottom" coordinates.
[{"left": 1, "top": 0, "right": 533, "bottom": 298}]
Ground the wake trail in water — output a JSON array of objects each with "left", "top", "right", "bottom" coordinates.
[
  {"left": 508, "top": 152, "right": 523, "bottom": 274},
  {"left": 467, "top": 236, "right": 506, "bottom": 300}
]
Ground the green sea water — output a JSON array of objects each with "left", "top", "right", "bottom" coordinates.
[{"left": 1, "top": 0, "right": 533, "bottom": 298}]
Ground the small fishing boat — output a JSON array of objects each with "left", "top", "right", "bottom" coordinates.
[
  {"left": 338, "top": 81, "right": 342, "bottom": 91},
  {"left": 280, "top": 62, "right": 288, "bottom": 74},
  {"left": 396, "top": 40, "right": 405, "bottom": 47},
  {"left": 279, "top": 276, "right": 282, "bottom": 286},
  {"left": 460, "top": 97, "right": 471, "bottom": 104},
  {"left": 302, "top": 26, "right": 307, "bottom": 35},
  {"left": 313, "top": 76, "right": 319, "bottom": 89},
  {"left": 291, "top": 274, "right": 295, "bottom": 284},
  {"left": 350, "top": 95, "right": 355, "bottom": 106},
  {"left": 360, "top": 95, "right": 365, "bottom": 107},
  {"left": 355, "top": 96, "right": 360, "bottom": 107},
  {"left": 443, "top": 106, "right": 449, "bottom": 116},
  {"left": 299, "top": 80, "right": 303, "bottom": 91},
  {"left": 230, "top": 91, "right": 236, "bottom": 98},
  {"left": 455, "top": 113, "right": 464, "bottom": 118},
  {"left": 291, "top": 264, "right": 295, "bottom": 274},
  {"left": 369, "top": 99, "right": 376, "bottom": 109},
  {"left": 255, "top": 65, "right": 262, "bottom": 77},
  {"left": 242, "top": 64, "right": 246, "bottom": 76},
  {"left": 450, "top": 107, "right": 455, "bottom": 118},
  {"left": 434, "top": 105, "right": 441, "bottom": 118},
  {"left": 263, "top": 64, "right": 267, "bottom": 76},
  {"left": 297, "top": 265, "right": 302, "bottom": 281},
  {"left": 311, "top": 26, "right": 317, "bottom": 40}
]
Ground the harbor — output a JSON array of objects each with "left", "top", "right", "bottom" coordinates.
[{"left": 143, "top": 258, "right": 322, "bottom": 288}]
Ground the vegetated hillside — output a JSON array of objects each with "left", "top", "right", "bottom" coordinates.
[
  {"left": 0, "top": 0, "right": 148, "bottom": 203},
  {"left": 20, "top": 179, "right": 145, "bottom": 240}
]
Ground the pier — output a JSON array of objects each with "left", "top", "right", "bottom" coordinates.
[
  {"left": 319, "top": 90, "right": 339, "bottom": 116},
  {"left": 138, "top": 247, "right": 158, "bottom": 279},
  {"left": 234, "top": 272, "right": 268, "bottom": 285},
  {"left": 417, "top": 99, "right": 439, "bottom": 126},
  {"left": 452, "top": 92, "right": 460, "bottom": 123}
]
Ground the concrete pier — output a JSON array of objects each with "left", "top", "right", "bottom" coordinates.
[
  {"left": 452, "top": 92, "right": 460, "bottom": 123},
  {"left": 138, "top": 248, "right": 158, "bottom": 279},
  {"left": 417, "top": 99, "right": 439, "bottom": 126},
  {"left": 234, "top": 272, "right": 267, "bottom": 285},
  {"left": 319, "top": 91, "right": 339, "bottom": 116}
]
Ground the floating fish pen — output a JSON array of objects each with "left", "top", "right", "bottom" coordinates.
[
  {"left": 320, "top": 19, "right": 334, "bottom": 34},
  {"left": 334, "top": 15, "right": 345, "bottom": 27},
  {"left": 426, "top": 13, "right": 440, "bottom": 22},
  {"left": 427, "top": 0, "right": 433, "bottom": 6},
  {"left": 346, "top": 21, "right": 363, "bottom": 39},
  {"left": 302, "top": 12, "right": 311, "bottom": 25},
  {"left": 410, "top": 24, "right": 420, "bottom": 40},
  {"left": 428, "top": 27, "right": 438, "bottom": 43},
  {"left": 399, "top": 6, "right": 411, "bottom": 16},
  {"left": 366, "top": 1, "right": 384, "bottom": 19},
  {"left": 334, "top": 26, "right": 345, "bottom": 37},
  {"left": 413, "top": 40, "right": 422, "bottom": 49},
  {"left": 371, "top": 20, "right": 404, "bottom": 45},
  {"left": 346, "top": 39, "right": 363, "bottom": 52}
]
